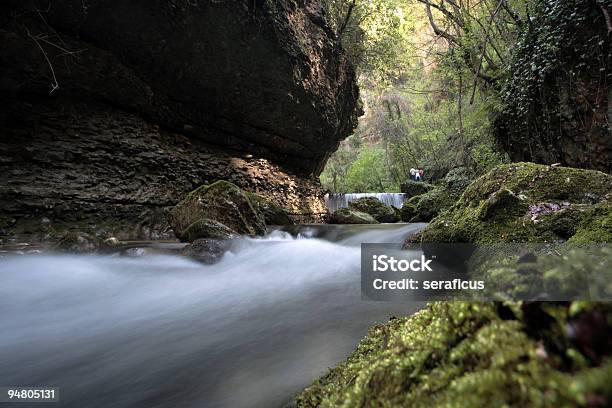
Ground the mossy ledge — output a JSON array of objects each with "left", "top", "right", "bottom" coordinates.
[
  {"left": 295, "top": 302, "right": 612, "bottom": 407},
  {"left": 420, "top": 162, "right": 612, "bottom": 244}
]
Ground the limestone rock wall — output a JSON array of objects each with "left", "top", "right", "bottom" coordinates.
[{"left": 0, "top": 0, "right": 359, "bottom": 239}]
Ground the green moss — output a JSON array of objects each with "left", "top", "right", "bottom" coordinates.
[
  {"left": 569, "top": 202, "right": 612, "bottom": 244},
  {"left": 168, "top": 180, "right": 266, "bottom": 237},
  {"left": 460, "top": 163, "right": 611, "bottom": 206},
  {"left": 422, "top": 163, "right": 612, "bottom": 244},
  {"left": 402, "top": 188, "right": 456, "bottom": 223},
  {"left": 296, "top": 302, "right": 612, "bottom": 408}
]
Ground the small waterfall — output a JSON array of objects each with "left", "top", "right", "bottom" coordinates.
[{"left": 325, "top": 193, "right": 406, "bottom": 212}]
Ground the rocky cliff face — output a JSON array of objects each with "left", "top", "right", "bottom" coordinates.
[
  {"left": 494, "top": 0, "right": 611, "bottom": 173},
  {"left": 0, "top": 0, "right": 360, "bottom": 239}
]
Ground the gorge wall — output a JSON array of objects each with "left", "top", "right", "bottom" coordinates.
[
  {"left": 494, "top": 0, "right": 611, "bottom": 173},
  {"left": 0, "top": 0, "right": 360, "bottom": 240}
]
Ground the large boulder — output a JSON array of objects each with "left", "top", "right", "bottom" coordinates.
[
  {"left": 245, "top": 192, "right": 295, "bottom": 226},
  {"left": 400, "top": 181, "right": 434, "bottom": 197},
  {"left": 180, "top": 218, "right": 238, "bottom": 243},
  {"left": 1, "top": 1, "right": 359, "bottom": 175},
  {"left": 420, "top": 163, "right": 612, "bottom": 244},
  {"left": 0, "top": 0, "right": 359, "bottom": 239},
  {"left": 329, "top": 208, "right": 379, "bottom": 224},
  {"left": 348, "top": 197, "right": 399, "bottom": 223},
  {"left": 168, "top": 180, "right": 266, "bottom": 239}
]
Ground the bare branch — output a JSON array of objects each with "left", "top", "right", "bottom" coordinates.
[
  {"left": 338, "top": 0, "right": 357, "bottom": 39},
  {"left": 470, "top": 0, "right": 504, "bottom": 104},
  {"left": 25, "top": 27, "right": 59, "bottom": 93}
]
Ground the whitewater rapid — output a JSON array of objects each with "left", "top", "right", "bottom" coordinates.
[{"left": 0, "top": 224, "right": 425, "bottom": 408}]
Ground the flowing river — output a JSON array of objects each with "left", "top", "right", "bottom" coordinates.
[{"left": 0, "top": 223, "right": 426, "bottom": 408}]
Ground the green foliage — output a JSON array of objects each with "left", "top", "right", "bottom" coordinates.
[
  {"left": 346, "top": 146, "right": 399, "bottom": 192},
  {"left": 320, "top": 0, "right": 410, "bottom": 80},
  {"left": 321, "top": 144, "right": 399, "bottom": 192},
  {"left": 320, "top": 1, "right": 516, "bottom": 193}
]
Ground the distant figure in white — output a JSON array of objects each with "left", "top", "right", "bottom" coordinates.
[{"left": 410, "top": 168, "right": 416, "bottom": 180}]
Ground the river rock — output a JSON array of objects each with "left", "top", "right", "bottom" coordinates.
[
  {"left": 246, "top": 192, "right": 295, "bottom": 226},
  {"left": 400, "top": 181, "right": 434, "bottom": 197},
  {"left": 329, "top": 208, "right": 379, "bottom": 224},
  {"left": 54, "top": 232, "right": 101, "bottom": 253},
  {"left": 168, "top": 181, "right": 266, "bottom": 239},
  {"left": 400, "top": 188, "right": 455, "bottom": 222},
  {"left": 182, "top": 239, "right": 232, "bottom": 265},
  {"left": 348, "top": 197, "right": 399, "bottom": 223},
  {"left": 179, "top": 218, "right": 238, "bottom": 243}
]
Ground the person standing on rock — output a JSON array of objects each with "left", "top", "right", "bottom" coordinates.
[
  {"left": 419, "top": 168, "right": 424, "bottom": 181},
  {"left": 410, "top": 168, "right": 416, "bottom": 181}
]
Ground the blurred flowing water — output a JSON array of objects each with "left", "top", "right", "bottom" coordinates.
[
  {"left": 0, "top": 223, "right": 426, "bottom": 408},
  {"left": 324, "top": 193, "right": 406, "bottom": 212}
]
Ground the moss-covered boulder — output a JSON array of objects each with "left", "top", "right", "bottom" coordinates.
[
  {"left": 401, "top": 188, "right": 456, "bottom": 222},
  {"left": 179, "top": 218, "right": 238, "bottom": 243},
  {"left": 296, "top": 301, "right": 612, "bottom": 407},
  {"left": 168, "top": 180, "right": 266, "bottom": 239},
  {"left": 245, "top": 192, "right": 294, "bottom": 226},
  {"left": 329, "top": 208, "right": 379, "bottom": 224},
  {"left": 421, "top": 163, "right": 612, "bottom": 243},
  {"left": 348, "top": 197, "right": 399, "bottom": 223},
  {"left": 400, "top": 180, "right": 434, "bottom": 197}
]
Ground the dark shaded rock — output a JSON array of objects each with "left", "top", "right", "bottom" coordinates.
[
  {"left": 329, "top": 208, "right": 378, "bottom": 224},
  {"left": 400, "top": 181, "right": 434, "bottom": 198},
  {"left": 494, "top": 1, "right": 611, "bottom": 173},
  {"left": 182, "top": 239, "right": 232, "bottom": 265},
  {"left": 0, "top": 0, "right": 359, "bottom": 239},
  {"left": 348, "top": 197, "right": 398, "bottom": 223},
  {"left": 168, "top": 181, "right": 266, "bottom": 238},
  {"left": 401, "top": 189, "right": 455, "bottom": 222},
  {"left": 1, "top": 0, "right": 359, "bottom": 175},
  {"left": 246, "top": 192, "right": 295, "bottom": 226},
  {"left": 54, "top": 232, "right": 101, "bottom": 253},
  {"left": 180, "top": 218, "right": 238, "bottom": 243},
  {"left": 400, "top": 199, "right": 417, "bottom": 222}
]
